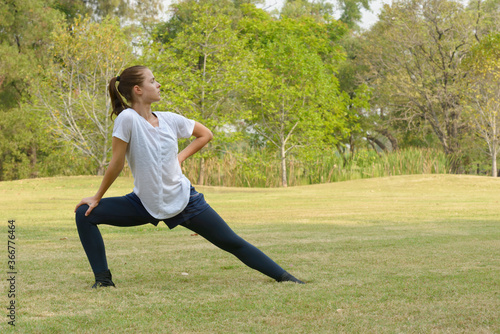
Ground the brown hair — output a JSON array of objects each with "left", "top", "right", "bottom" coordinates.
[{"left": 109, "top": 65, "right": 148, "bottom": 119}]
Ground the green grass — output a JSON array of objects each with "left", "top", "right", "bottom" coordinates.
[{"left": 0, "top": 174, "right": 499, "bottom": 333}]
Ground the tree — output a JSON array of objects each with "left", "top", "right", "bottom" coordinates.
[
  {"left": 280, "top": 0, "right": 373, "bottom": 162},
  {"left": 463, "top": 32, "right": 500, "bottom": 176},
  {"left": 0, "top": 0, "right": 66, "bottom": 180},
  {"left": 360, "top": 0, "right": 479, "bottom": 171},
  {"left": 0, "top": 0, "right": 62, "bottom": 109},
  {"left": 241, "top": 8, "right": 350, "bottom": 186},
  {"left": 38, "top": 16, "right": 133, "bottom": 175},
  {"left": 280, "top": 0, "right": 372, "bottom": 29},
  {"left": 0, "top": 109, "right": 42, "bottom": 180},
  {"left": 52, "top": 0, "right": 164, "bottom": 31}
]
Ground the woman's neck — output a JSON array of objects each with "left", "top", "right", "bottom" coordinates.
[
  {"left": 131, "top": 103, "right": 153, "bottom": 120},
  {"left": 131, "top": 102, "right": 158, "bottom": 127}
]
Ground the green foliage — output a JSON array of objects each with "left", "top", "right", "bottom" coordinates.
[
  {"left": 52, "top": 0, "right": 91, "bottom": 21},
  {"left": 281, "top": 0, "right": 372, "bottom": 30},
  {"left": 4, "top": 0, "right": 499, "bottom": 185},
  {"left": 54, "top": 0, "right": 161, "bottom": 23},
  {"left": 38, "top": 16, "right": 134, "bottom": 175},
  {"left": 467, "top": 32, "right": 500, "bottom": 71},
  {"left": 281, "top": 0, "right": 336, "bottom": 23},
  {"left": 0, "top": 105, "right": 92, "bottom": 181},
  {"left": 0, "top": 0, "right": 67, "bottom": 180},
  {"left": 240, "top": 9, "right": 350, "bottom": 186},
  {"left": 143, "top": 1, "right": 361, "bottom": 186},
  {"left": 0, "top": 0, "right": 63, "bottom": 108}
]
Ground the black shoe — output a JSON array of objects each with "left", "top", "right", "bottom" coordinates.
[
  {"left": 92, "top": 281, "right": 116, "bottom": 288},
  {"left": 277, "top": 272, "right": 305, "bottom": 284},
  {"left": 92, "top": 269, "right": 116, "bottom": 288}
]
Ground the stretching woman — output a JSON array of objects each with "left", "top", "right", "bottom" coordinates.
[{"left": 75, "top": 65, "right": 304, "bottom": 288}]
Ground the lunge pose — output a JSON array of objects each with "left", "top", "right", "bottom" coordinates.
[{"left": 75, "top": 65, "right": 304, "bottom": 288}]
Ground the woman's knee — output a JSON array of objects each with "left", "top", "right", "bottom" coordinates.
[{"left": 75, "top": 205, "right": 90, "bottom": 226}]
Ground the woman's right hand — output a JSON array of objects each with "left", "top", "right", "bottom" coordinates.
[{"left": 75, "top": 195, "right": 101, "bottom": 216}]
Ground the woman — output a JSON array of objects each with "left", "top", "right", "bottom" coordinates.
[{"left": 75, "top": 65, "right": 304, "bottom": 288}]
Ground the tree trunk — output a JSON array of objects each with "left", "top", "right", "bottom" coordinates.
[
  {"left": 97, "top": 164, "right": 105, "bottom": 176},
  {"left": 492, "top": 150, "right": 497, "bottom": 177},
  {"left": 29, "top": 145, "right": 37, "bottom": 178},
  {"left": 377, "top": 128, "right": 398, "bottom": 151},
  {"left": 366, "top": 134, "right": 386, "bottom": 152},
  {"left": 281, "top": 144, "right": 287, "bottom": 187}
]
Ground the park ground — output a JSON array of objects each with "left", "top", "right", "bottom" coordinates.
[{"left": 0, "top": 174, "right": 499, "bottom": 333}]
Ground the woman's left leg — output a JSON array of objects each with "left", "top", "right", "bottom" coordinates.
[{"left": 181, "top": 207, "right": 304, "bottom": 283}]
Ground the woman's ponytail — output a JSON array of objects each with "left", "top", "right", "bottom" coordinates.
[
  {"left": 109, "top": 76, "right": 129, "bottom": 119},
  {"left": 108, "top": 65, "right": 148, "bottom": 119}
]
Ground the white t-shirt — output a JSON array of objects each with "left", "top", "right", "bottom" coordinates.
[{"left": 112, "top": 108, "right": 195, "bottom": 219}]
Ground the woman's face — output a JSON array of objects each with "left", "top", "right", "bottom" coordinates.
[{"left": 137, "top": 68, "right": 161, "bottom": 103}]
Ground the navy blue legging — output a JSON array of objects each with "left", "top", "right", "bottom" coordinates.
[{"left": 75, "top": 196, "right": 286, "bottom": 280}]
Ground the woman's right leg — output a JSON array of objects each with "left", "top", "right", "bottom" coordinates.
[{"left": 75, "top": 196, "right": 153, "bottom": 283}]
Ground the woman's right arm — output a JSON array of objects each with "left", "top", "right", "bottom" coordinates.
[{"left": 74, "top": 137, "right": 128, "bottom": 216}]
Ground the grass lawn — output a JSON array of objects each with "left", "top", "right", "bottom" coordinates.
[{"left": 0, "top": 174, "right": 499, "bottom": 333}]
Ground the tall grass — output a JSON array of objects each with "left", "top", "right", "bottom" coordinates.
[{"left": 181, "top": 147, "right": 450, "bottom": 187}]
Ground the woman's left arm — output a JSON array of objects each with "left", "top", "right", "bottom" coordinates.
[{"left": 178, "top": 121, "right": 213, "bottom": 164}]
